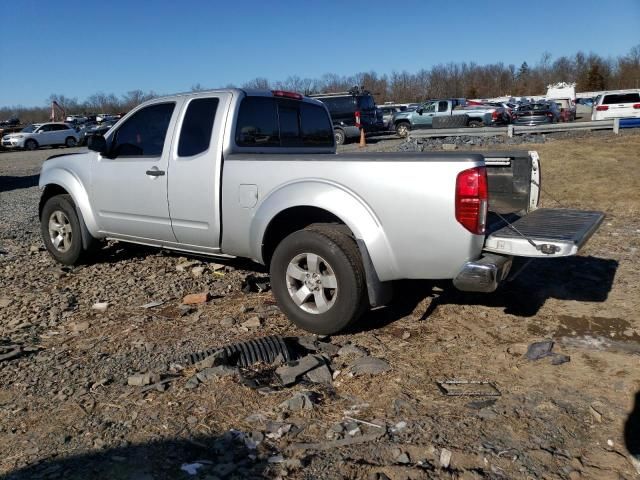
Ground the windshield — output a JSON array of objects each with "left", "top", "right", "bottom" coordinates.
[{"left": 21, "top": 125, "right": 36, "bottom": 133}]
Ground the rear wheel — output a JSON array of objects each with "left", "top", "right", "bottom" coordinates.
[
  {"left": 24, "top": 139, "right": 38, "bottom": 151},
  {"left": 395, "top": 122, "right": 410, "bottom": 138},
  {"left": 270, "top": 226, "right": 367, "bottom": 334},
  {"left": 334, "top": 129, "right": 346, "bottom": 145}
]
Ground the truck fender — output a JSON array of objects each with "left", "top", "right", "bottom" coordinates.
[
  {"left": 39, "top": 168, "right": 100, "bottom": 238},
  {"left": 250, "top": 180, "right": 398, "bottom": 285}
]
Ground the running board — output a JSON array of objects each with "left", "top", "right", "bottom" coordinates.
[{"left": 484, "top": 208, "right": 605, "bottom": 257}]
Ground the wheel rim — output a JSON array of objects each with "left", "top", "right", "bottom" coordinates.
[
  {"left": 397, "top": 125, "right": 408, "bottom": 137},
  {"left": 334, "top": 132, "right": 343, "bottom": 144},
  {"left": 67, "top": 138, "right": 76, "bottom": 147},
  {"left": 26, "top": 141, "right": 36, "bottom": 150},
  {"left": 285, "top": 253, "right": 338, "bottom": 314},
  {"left": 48, "top": 210, "right": 73, "bottom": 253}
]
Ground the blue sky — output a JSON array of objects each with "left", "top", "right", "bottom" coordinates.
[{"left": 0, "top": 0, "right": 638, "bottom": 107}]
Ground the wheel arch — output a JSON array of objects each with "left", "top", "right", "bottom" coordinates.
[
  {"left": 253, "top": 181, "right": 397, "bottom": 306},
  {"left": 39, "top": 170, "right": 100, "bottom": 239}
]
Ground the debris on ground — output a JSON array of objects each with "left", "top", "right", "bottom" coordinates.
[
  {"left": 279, "top": 391, "right": 318, "bottom": 411},
  {"left": 182, "top": 292, "right": 211, "bottom": 304},
  {"left": 348, "top": 356, "right": 390, "bottom": 376},
  {"left": 242, "top": 274, "right": 271, "bottom": 293},
  {"left": 526, "top": 340, "right": 571, "bottom": 365},
  {"left": 127, "top": 373, "right": 161, "bottom": 386},
  {"left": 437, "top": 380, "right": 501, "bottom": 397}
]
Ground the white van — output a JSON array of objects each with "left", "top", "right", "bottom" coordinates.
[{"left": 592, "top": 91, "right": 640, "bottom": 121}]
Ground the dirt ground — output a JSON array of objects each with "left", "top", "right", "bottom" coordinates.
[{"left": 1, "top": 132, "right": 639, "bottom": 479}]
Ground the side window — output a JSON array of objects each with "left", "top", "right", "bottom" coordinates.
[
  {"left": 300, "top": 103, "right": 333, "bottom": 146},
  {"left": 111, "top": 103, "right": 175, "bottom": 157},
  {"left": 178, "top": 97, "right": 219, "bottom": 157},
  {"left": 236, "top": 97, "right": 279, "bottom": 146},
  {"left": 38, "top": 125, "right": 52, "bottom": 132},
  {"left": 424, "top": 102, "right": 436, "bottom": 113},
  {"left": 438, "top": 101, "right": 449, "bottom": 112},
  {"left": 53, "top": 124, "right": 69, "bottom": 131}
]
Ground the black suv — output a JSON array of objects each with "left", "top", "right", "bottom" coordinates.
[{"left": 310, "top": 88, "right": 382, "bottom": 145}]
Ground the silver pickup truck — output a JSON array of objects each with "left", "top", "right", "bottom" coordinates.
[{"left": 38, "top": 89, "right": 604, "bottom": 334}]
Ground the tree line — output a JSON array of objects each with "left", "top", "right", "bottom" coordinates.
[{"left": 2, "top": 45, "right": 639, "bottom": 124}]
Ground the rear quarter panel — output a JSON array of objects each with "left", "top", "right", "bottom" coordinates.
[{"left": 221, "top": 153, "right": 485, "bottom": 281}]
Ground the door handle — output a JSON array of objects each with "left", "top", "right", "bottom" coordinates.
[{"left": 146, "top": 168, "right": 165, "bottom": 177}]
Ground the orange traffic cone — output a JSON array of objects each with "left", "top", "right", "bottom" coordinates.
[{"left": 359, "top": 128, "right": 366, "bottom": 147}]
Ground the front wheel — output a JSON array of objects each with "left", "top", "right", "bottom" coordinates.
[
  {"left": 40, "top": 194, "right": 97, "bottom": 265},
  {"left": 24, "top": 139, "right": 38, "bottom": 150},
  {"left": 270, "top": 226, "right": 367, "bottom": 334},
  {"left": 65, "top": 137, "right": 77, "bottom": 147},
  {"left": 395, "top": 122, "right": 410, "bottom": 138}
]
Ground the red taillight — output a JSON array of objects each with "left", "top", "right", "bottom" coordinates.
[
  {"left": 271, "top": 90, "right": 303, "bottom": 100},
  {"left": 354, "top": 110, "right": 361, "bottom": 128},
  {"left": 547, "top": 112, "right": 554, "bottom": 117},
  {"left": 492, "top": 110, "right": 498, "bottom": 120},
  {"left": 455, "top": 167, "right": 488, "bottom": 235},
  {"left": 633, "top": 103, "right": 640, "bottom": 109},
  {"left": 596, "top": 105, "right": 609, "bottom": 111}
]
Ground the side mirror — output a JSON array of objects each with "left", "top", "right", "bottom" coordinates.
[
  {"left": 88, "top": 135, "right": 108, "bottom": 155},
  {"left": 417, "top": 108, "right": 423, "bottom": 115}
]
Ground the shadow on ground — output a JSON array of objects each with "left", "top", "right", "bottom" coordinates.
[
  {"left": 2, "top": 433, "right": 269, "bottom": 480},
  {"left": 0, "top": 175, "right": 39, "bottom": 193},
  {"left": 354, "top": 255, "right": 618, "bottom": 332}
]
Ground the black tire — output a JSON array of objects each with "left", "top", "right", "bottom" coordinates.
[
  {"left": 270, "top": 226, "right": 367, "bottom": 334},
  {"left": 65, "top": 137, "right": 77, "bottom": 147},
  {"left": 432, "top": 114, "right": 469, "bottom": 129},
  {"left": 395, "top": 122, "right": 410, "bottom": 138},
  {"left": 334, "top": 129, "right": 346, "bottom": 146},
  {"left": 24, "top": 139, "right": 38, "bottom": 151},
  {"left": 468, "top": 120, "right": 484, "bottom": 128},
  {"left": 40, "top": 194, "right": 96, "bottom": 265}
]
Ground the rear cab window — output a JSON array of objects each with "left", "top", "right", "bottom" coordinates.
[
  {"left": 178, "top": 97, "right": 219, "bottom": 157},
  {"left": 235, "top": 96, "right": 333, "bottom": 148}
]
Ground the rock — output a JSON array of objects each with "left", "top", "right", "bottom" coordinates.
[
  {"left": 525, "top": 340, "right": 554, "bottom": 360},
  {"left": 128, "top": 373, "right": 161, "bottom": 386},
  {"left": 194, "top": 350, "right": 229, "bottom": 370},
  {"left": 276, "top": 354, "right": 326, "bottom": 386},
  {"left": 241, "top": 316, "right": 262, "bottom": 328},
  {"left": 396, "top": 452, "right": 411, "bottom": 464},
  {"left": 401, "top": 331, "right": 411, "bottom": 340},
  {"left": 349, "top": 356, "right": 391, "bottom": 376},
  {"left": 183, "top": 292, "right": 211, "bottom": 304},
  {"left": 304, "top": 364, "right": 333, "bottom": 385},
  {"left": 440, "top": 448, "right": 452, "bottom": 468},
  {"left": 296, "top": 336, "right": 341, "bottom": 356},
  {"left": 29, "top": 245, "right": 40, "bottom": 253},
  {"left": 187, "top": 415, "right": 198, "bottom": 425},
  {"left": 337, "top": 343, "right": 368, "bottom": 358},
  {"left": 69, "top": 320, "right": 89, "bottom": 333},
  {"left": 178, "top": 305, "right": 196, "bottom": 316},
  {"left": 589, "top": 404, "right": 603, "bottom": 423},
  {"left": 279, "top": 391, "right": 317, "bottom": 411},
  {"left": 92, "top": 302, "right": 109, "bottom": 312},
  {"left": 551, "top": 353, "right": 571, "bottom": 365},
  {"left": 191, "top": 266, "right": 205, "bottom": 277},
  {"left": 176, "top": 260, "right": 200, "bottom": 272},
  {"left": 220, "top": 317, "right": 236, "bottom": 327},
  {"left": 442, "top": 143, "right": 457, "bottom": 151},
  {"left": 196, "top": 365, "right": 239, "bottom": 382},
  {"left": 184, "top": 376, "right": 200, "bottom": 390},
  {"left": 239, "top": 305, "right": 253, "bottom": 314},
  {"left": 0, "top": 297, "right": 13, "bottom": 308},
  {"left": 265, "top": 422, "right": 292, "bottom": 440}
]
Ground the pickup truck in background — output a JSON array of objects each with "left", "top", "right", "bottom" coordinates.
[
  {"left": 38, "top": 89, "right": 604, "bottom": 334},
  {"left": 392, "top": 98, "right": 509, "bottom": 137}
]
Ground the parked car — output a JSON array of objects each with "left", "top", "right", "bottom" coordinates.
[
  {"left": 512, "top": 102, "right": 561, "bottom": 125},
  {"left": 378, "top": 104, "right": 407, "bottom": 130},
  {"left": 0, "top": 117, "right": 20, "bottom": 127},
  {"left": 38, "top": 88, "right": 604, "bottom": 334},
  {"left": 550, "top": 98, "right": 576, "bottom": 121},
  {"left": 80, "top": 120, "right": 117, "bottom": 145},
  {"left": 65, "top": 115, "right": 88, "bottom": 125},
  {"left": 392, "top": 99, "right": 508, "bottom": 137},
  {"left": 591, "top": 91, "right": 640, "bottom": 121},
  {"left": 309, "top": 88, "right": 383, "bottom": 144},
  {"left": 96, "top": 113, "right": 117, "bottom": 123},
  {"left": 2, "top": 122, "right": 80, "bottom": 150}
]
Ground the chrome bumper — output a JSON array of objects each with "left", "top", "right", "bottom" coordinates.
[{"left": 453, "top": 253, "right": 513, "bottom": 293}]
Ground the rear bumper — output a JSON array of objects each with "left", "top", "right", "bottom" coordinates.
[{"left": 453, "top": 253, "right": 513, "bottom": 293}]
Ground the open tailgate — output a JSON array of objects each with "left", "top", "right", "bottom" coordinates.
[{"left": 484, "top": 208, "right": 605, "bottom": 257}]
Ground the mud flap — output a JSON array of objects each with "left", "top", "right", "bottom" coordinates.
[{"left": 484, "top": 208, "right": 605, "bottom": 258}]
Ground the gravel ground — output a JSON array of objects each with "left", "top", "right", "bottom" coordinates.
[{"left": 1, "top": 134, "right": 640, "bottom": 480}]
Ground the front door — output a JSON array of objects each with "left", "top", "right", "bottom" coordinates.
[
  {"left": 413, "top": 101, "right": 436, "bottom": 128},
  {"left": 91, "top": 101, "right": 180, "bottom": 243}
]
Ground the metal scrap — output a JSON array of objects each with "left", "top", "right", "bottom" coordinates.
[{"left": 437, "top": 380, "right": 501, "bottom": 397}]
